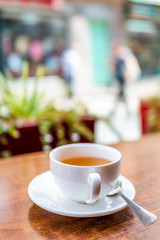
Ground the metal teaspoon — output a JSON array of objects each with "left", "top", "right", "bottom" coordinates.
[{"left": 107, "top": 180, "right": 157, "bottom": 225}]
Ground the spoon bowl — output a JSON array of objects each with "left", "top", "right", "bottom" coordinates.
[
  {"left": 107, "top": 180, "right": 157, "bottom": 226},
  {"left": 108, "top": 180, "right": 122, "bottom": 196}
]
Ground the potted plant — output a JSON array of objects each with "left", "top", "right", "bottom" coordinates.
[
  {"left": 139, "top": 96, "right": 160, "bottom": 134},
  {"left": 0, "top": 63, "right": 122, "bottom": 156},
  {"left": 40, "top": 106, "right": 95, "bottom": 148},
  {"left": 0, "top": 63, "right": 54, "bottom": 155},
  {"left": 40, "top": 102, "right": 122, "bottom": 149},
  {"left": 0, "top": 114, "right": 18, "bottom": 157}
]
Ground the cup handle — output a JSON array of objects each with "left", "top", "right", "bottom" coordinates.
[{"left": 85, "top": 173, "right": 101, "bottom": 204}]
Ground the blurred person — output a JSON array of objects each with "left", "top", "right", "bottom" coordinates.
[
  {"left": 6, "top": 52, "right": 23, "bottom": 77},
  {"left": 113, "top": 43, "right": 126, "bottom": 101},
  {"left": 29, "top": 40, "right": 44, "bottom": 63},
  {"left": 110, "top": 42, "right": 141, "bottom": 115},
  {"left": 122, "top": 46, "right": 141, "bottom": 84},
  {"left": 2, "top": 36, "right": 12, "bottom": 56},
  {"left": 60, "top": 44, "right": 82, "bottom": 96},
  {"left": 45, "top": 50, "right": 60, "bottom": 75},
  {"left": 113, "top": 43, "right": 141, "bottom": 99},
  {"left": 15, "top": 35, "right": 30, "bottom": 58},
  {"left": 2, "top": 36, "right": 13, "bottom": 73},
  {"left": 43, "top": 37, "right": 54, "bottom": 56},
  {"left": 29, "top": 40, "right": 44, "bottom": 76}
]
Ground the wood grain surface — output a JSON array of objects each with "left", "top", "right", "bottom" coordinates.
[{"left": 0, "top": 132, "right": 160, "bottom": 240}]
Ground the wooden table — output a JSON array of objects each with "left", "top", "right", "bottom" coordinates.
[{"left": 0, "top": 132, "right": 160, "bottom": 240}]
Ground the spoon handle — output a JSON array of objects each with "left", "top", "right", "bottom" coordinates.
[{"left": 119, "top": 192, "right": 157, "bottom": 225}]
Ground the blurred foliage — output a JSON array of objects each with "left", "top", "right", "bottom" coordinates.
[
  {"left": 0, "top": 62, "right": 122, "bottom": 157},
  {"left": 147, "top": 96, "right": 160, "bottom": 132},
  {"left": 0, "top": 63, "right": 96, "bottom": 154},
  {"left": 40, "top": 108, "right": 95, "bottom": 147},
  {"left": 0, "top": 107, "right": 19, "bottom": 157},
  {"left": 0, "top": 62, "right": 53, "bottom": 123}
]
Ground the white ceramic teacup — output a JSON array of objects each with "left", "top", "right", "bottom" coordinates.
[{"left": 50, "top": 143, "right": 121, "bottom": 204}]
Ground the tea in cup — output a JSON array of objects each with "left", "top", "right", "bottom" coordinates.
[{"left": 50, "top": 143, "right": 121, "bottom": 204}]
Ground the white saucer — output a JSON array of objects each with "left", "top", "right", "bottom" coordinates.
[{"left": 28, "top": 171, "right": 135, "bottom": 218}]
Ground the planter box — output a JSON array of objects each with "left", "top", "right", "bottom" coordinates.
[
  {"left": 139, "top": 101, "right": 150, "bottom": 134},
  {"left": 0, "top": 141, "right": 7, "bottom": 158},
  {"left": 139, "top": 100, "right": 160, "bottom": 134},
  {"left": 79, "top": 116, "right": 95, "bottom": 143},
  {"left": 6, "top": 122, "right": 42, "bottom": 155},
  {"left": 50, "top": 116, "right": 96, "bottom": 148}
]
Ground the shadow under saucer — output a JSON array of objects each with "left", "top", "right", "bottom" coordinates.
[{"left": 28, "top": 203, "right": 134, "bottom": 239}]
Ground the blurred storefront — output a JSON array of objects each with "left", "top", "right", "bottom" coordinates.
[
  {"left": 68, "top": 1, "right": 126, "bottom": 91},
  {"left": 0, "top": 0, "right": 68, "bottom": 77},
  {"left": 125, "top": 0, "right": 160, "bottom": 77},
  {"left": 0, "top": 0, "right": 126, "bottom": 93}
]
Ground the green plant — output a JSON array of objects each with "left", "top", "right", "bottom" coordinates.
[
  {"left": 0, "top": 63, "right": 54, "bottom": 124},
  {"left": 147, "top": 96, "right": 160, "bottom": 132},
  {"left": 40, "top": 102, "right": 122, "bottom": 148},
  {"left": 0, "top": 63, "right": 122, "bottom": 152},
  {"left": 40, "top": 106, "right": 95, "bottom": 147},
  {"left": 0, "top": 117, "right": 18, "bottom": 143},
  {"left": 0, "top": 105, "right": 19, "bottom": 157}
]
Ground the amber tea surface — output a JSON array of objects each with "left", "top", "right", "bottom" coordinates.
[{"left": 61, "top": 156, "right": 111, "bottom": 166}]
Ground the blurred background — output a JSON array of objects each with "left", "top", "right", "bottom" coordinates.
[{"left": 0, "top": 0, "right": 160, "bottom": 156}]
